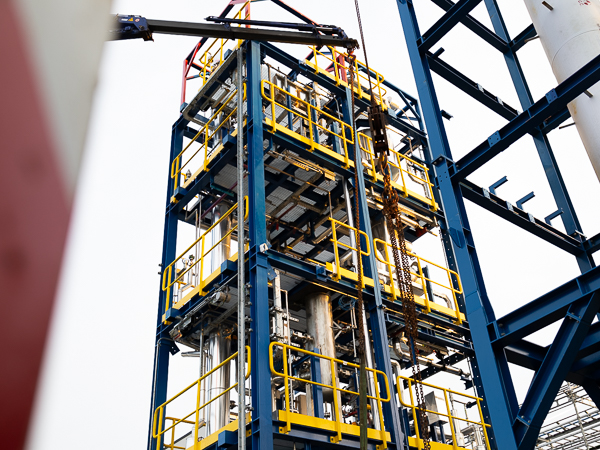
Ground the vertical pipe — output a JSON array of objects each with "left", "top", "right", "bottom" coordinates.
[
  {"left": 211, "top": 204, "right": 231, "bottom": 273},
  {"left": 305, "top": 292, "right": 335, "bottom": 399},
  {"left": 272, "top": 270, "right": 284, "bottom": 339},
  {"left": 236, "top": 46, "right": 246, "bottom": 450},
  {"left": 206, "top": 327, "right": 231, "bottom": 435}
]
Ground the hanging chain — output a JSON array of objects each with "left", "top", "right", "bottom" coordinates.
[{"left": 351, "top": 1, "right": 431, "bottom": 448}]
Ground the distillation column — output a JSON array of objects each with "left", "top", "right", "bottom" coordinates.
[{"left": 523, "top": 0, "right": 600, "bottom": 181}]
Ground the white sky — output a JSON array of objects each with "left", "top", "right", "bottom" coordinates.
[{"left": 27, "top": 1, "right": 600, "bottom": 449}]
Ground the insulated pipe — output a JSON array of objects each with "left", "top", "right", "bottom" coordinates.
[
  {"left": 210, "top": 204, "right": 231, "bottom": 273},
  {"left": 205, "top": 327, "right": 231, "bottom": 435},
  {"left": 305, "top": 291, "right": 335, "bottom": 400},
  {"left": 523, "top": 0, "right": 600, "bottom": 182}
]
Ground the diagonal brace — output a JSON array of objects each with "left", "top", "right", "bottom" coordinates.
[
  {"left": 418, "top": 0, "right": 483, "bottom": 53},
  {"left": 513, "top": 292, "right": 600, "bottom": 449}
]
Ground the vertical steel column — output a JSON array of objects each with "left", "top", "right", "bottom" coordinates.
[
  {"left": 147, "top": 118, "right": 184, "bottom": 450},
  {"left": 396, "top": 2, "right": 518, "bottom": 449},
  {"left": 483, "top": 0, "right": 595, "bottom": 272},
  {"left": 246, "top": 41, "right": 274, "bottom": 450},
  {"left": 342, "top": 87, "right": 405, "bottom": 448}
]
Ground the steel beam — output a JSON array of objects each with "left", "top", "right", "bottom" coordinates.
[
  {"left": 418, "top": 0, "right": 483, "bottom": 53},
  {"left": 397, "top": 2, "right": 518, "bottom": 448},
  {"left": 148, "top": 119, "right": 184, "bottom": 450},
  {"left": 459, "top": 180, "right": 582, "bottom": 255},
  {"left": 491, "top": 266, "right": 600, "bottom": 347},
  {"left": 513, "top": 293, "right": 600, "bottom": 448},
  {"left": 427, "top": 54, "right": 518, "bottom": 121},
  {"left": 429, "top": 0, "right": 508, "bottom": 51},
  {"left": 452, "top": 53, "right": 600, "bottom": 181},
  {"left": 509, "top": 24, "right": 536, "bottom": 53},
  {"left": 246, "top": 41, "right": 274, "bottom": 450}
]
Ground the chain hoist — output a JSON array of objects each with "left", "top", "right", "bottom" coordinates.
[{"left": 350, "top": 1, "right": 432, "bottom": 448}]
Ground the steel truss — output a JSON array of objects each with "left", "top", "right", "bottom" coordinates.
[{"left": 396, "top": 0, "right": 600, "bottom": 449}]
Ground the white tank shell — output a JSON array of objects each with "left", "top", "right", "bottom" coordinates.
[{"left": 523, "top": 0, "right": 600, "bottom": 182}]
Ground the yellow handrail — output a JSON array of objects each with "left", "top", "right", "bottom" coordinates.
[
  {"left": 269, "top": 341, "right": 390, "bottom": 447},
  {"left": 307, "top": 46, "right": 387, "bottom": 109},
  {"left": 162, "top": 196, "right": 249, "bottom": 312},
  {"left": 373, "top": 238, "right": 463, "bottom": 324},
  {"left": 397, "top": 375, "right": 491, "bottom": 450},
  {"left": 153, "top": 347, "right": 251, "bottom": 450},
  {"left": 329, "top": 217, "right": 371, "bottom": 286},
  {"left": 358, "top": 131, "right": 437, "bottom": 211},
  {"left": 172, "top": 84, "right": 246, "bottom": 193},
  {"left": 194, "top": 1, "right": 250, "bottom": 88},
  {"left": 261, "top": 79, "right": 353, "bottom": 168}
]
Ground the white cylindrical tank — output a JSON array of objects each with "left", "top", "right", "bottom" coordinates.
[{"left": 523, "top": 0, "right": 600, "bottom": 181}]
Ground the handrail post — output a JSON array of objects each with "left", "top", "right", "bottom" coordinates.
[
  {"left": 330, "top": 358, "right": 342, "bottom": 443},
  {"left": 373, "top": 372, "right": 387, "bottom": 449},
  {"left": 282, "top": 345, "right": 291, "bottom": 434},
  {"left": 407, "top": 379, "right": 422, "bottom": 450},
  {"left": 385, "top": 242, "right": 396, "bottom": 300},
  {"left": 443, "top": 389, "right": 459, "bottom": 450},
  {"left": 416, "top": 258, "right": 430, "bottom": 314},
  {"left": 331, "top": 220, "right": 341, "bottom": 281}
]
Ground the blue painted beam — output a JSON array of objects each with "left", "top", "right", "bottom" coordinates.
[
  {"left": 509, "top": 24, "right": 536, "bottom": 53},
  {"left": 427, "top": 54, "right": 518, "bottom": 120},
  {"left": 584, "top": 232, "right": 600, "bottom": 255},
  {"left": 397, "top": 2, "right": 519, "bottom": 448},
  {"left": 505, "top": 340, "right": 590, "bottom": 386},
  {"left": 418, "top": 0, "right": 483, "bottom": 53},
  {"left": 491, "top": 266, "right": 600, "bottom": 347},
  {"left": 246, "top": 41, "right": 274, "bottom": 450},
  {"left": 459, "top": 180, "right": 582, "bottom": 254},
  {"left": 148, "top": 119, "right": 184, "bottom": 450},
  {"left": 583, "top": 382, "right": 600, "bottom": 408},
  {"left": 452, "top": 53, "right": 600, "bottom": 181},
  {"left": 513, "top": 293, "right": 600, "bottom": 448},
  {"left": 429, "top": 0, "right": 508, "bottom": 52}
]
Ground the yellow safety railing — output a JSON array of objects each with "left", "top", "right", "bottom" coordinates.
[
  {"left": 358, "top": 131, "right": 437, "bottom": 211},
  {"left": 374, "top": 239, "right": 463, "bottom": 324},
  {"left": 163, "top": 418, "right": 194, "bottom": 450},
  {"left": 162, "top": 197, "right": 249, "bottom": 313},
  {"left": 172, "top": 84, "right": 246, "bottom": 193},
  {"left": 306, "top": 45, "right": 387, "bottom": 109},
  {"left": 153, "top": 347, "right": 251, "bottom": 450},
  {"left": 328, "top": 217, "right": 371, "bottom": 286},
  {"left": 397, "top": 376, "right": 491, "bottom": 450},
  {"left": 195, "top": 1, "right": 250, "bottom": 88},
  {"left": 269, "top": 341, "right": 390, "bottom": 447},
  {"left": 261, "top": 79, "right": 354, "bottom": 168}
]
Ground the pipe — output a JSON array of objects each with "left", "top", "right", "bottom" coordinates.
[
  {"left": 523, "top": 0, "right": 600, "bottom": 182},
  {"left": 393, "top": 339, "right": 469, "bottom": 378},
  {"left": 206, "top": 327, "right": 231, "bottom": 435},
  {"left": 305, "top": 291, "right": 335, "bottom": 401},
  {"left": 211, "top": 203, "right": 231, "bottom": 273},
  {"left": 236, "top": 46, "right": 246, "bottom": 450}
]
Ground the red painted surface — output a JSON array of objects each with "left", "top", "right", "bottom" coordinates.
[{"left": 0, "top": 2, "right": 72, "bottom": 449}]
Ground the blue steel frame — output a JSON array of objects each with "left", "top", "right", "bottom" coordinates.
[{"left": 396, "top": 0, "right": 600, "bottom": 449}]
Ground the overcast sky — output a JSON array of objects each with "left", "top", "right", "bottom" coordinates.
[{"left": 27, "top": 1, "right": 600, "bottom": 449}]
